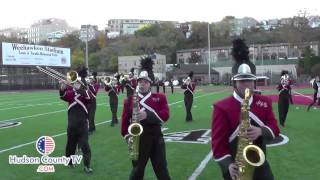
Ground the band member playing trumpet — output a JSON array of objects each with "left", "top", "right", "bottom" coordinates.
[
  {"left": 59, "top": 66, "right": 93, "bottom": 174},
  {"left": 181, "top": 71, "right": 196, "bottom": 122},
  {"left": 88, "top": 72, "right": 100, "bottom": 134},
  {"left": 121, "top": 56, "right": 171, "bottom": 180},
  {"left": 211, "top": 63, "right": 280, "bottom": 180},
  {"left": 105, "top": 76, "right": 119, "bottom": 127}
]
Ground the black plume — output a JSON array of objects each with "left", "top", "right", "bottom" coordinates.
[
  {"left": 231, "top": 38, "right": 256, "bottom": 75},
  {"left": 231, "top": 38, "right": 249, "bottom": 63},
  {"left": 281, "top": 70, "right": 289, "bottom": 76},
  {"left": 130, "top": 68, "right": 134, "bottom": 74},
  {"left": 77, "top": 66, "right": 88, "bottom": 78},
  {"left": 140, "top": 56, "right": 155, "bottom": 82},
  {"left": 115, "top": 73, "right": 120, "bottom": 81},
  {"left": 92, "top": 72, "right": 97, "bottom": 79},
  {"left": 188, "top": 71, "right": 194, "bottom": 79}
]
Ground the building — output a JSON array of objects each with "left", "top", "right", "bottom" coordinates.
[
  {"left": 80, "top": 25, "right": 99, "bottom": 42},
  {"left": 118, "top": 53, "right": 166, "bottom": 80},
  {"left": 177, "top": 41, "right": 320, "bottom": 65},
  {"left": 106, "top": 19, "right": 179, "bottom": 35},
  {"left": 308, "top": 16, "right": 320, "bottom": 28},
  {"left": 0, "top": 27, "right": 28, "bottom": 41},
  {"left": 27, "top": 18, "right": 75, "bottom": 44},
  {"left": 232, "top": 17, "right": 258, "bottom": 35},
  {"left": 168, "top": 64, "right": 219, "bottom": 84}
]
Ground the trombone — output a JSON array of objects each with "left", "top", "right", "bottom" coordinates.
[{"left": 36, "top": 66, "right": 87, "bottom": 89}]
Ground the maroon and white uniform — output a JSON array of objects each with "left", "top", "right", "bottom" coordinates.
[
  {"left": 60, "top": 86, "right": 91, "bottom": 115},
  {"left": 125, "top": 78, "right": 138, "bottom": 97},
  {"left": 211, "top": 91, "right": 280, "bottom": 178},
  {"left": 59, "top": 86, "right": 92, "bottom": 167},
  {"left": 121, "top": 92, "right": 169, "bottom": 138},
  {"left": 121, "top": 91, "right": 171, "bottom": 179},
  {"left": 88, "top": 80, "right": 100, "bottom": 132},
  {"left": 181, "top": 80, "right": 196, "bottom": 122},
  {"left": 105, "top": 83, "right": 119, "bottom": 125}
]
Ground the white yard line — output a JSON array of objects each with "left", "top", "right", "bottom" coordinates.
[
  {"left": 0, "top": 90, "right": 226, "bottom": 154},
  {"left": 188, "top": 151, "right": 213, "bottom": 180},
  {"left": 293, "top": 90, "right": 313, "bottom": 100},
  {"left": 0, "top": 120, "right": 111, "bottom": 154},
  {"left": 0, "top": 96, "right": 58, "bottom": 106},
  {"left": 0, "top": 102, "right": 62, "bottom": 111},
  {"left": 0, "top": 103, "right": 108, "bottom": 123}
]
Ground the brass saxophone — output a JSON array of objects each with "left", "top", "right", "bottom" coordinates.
[
  {"left": 235, "top": 88, "right": 265, "bottom": 180},
  {"left": 127, "top": 90, "right": 143, "bottom": 160}
]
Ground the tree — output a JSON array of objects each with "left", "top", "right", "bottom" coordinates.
[
  {"left": 97, "top": 32, "right": 107, "bottom": 49},
  {"left": 188, "top": 52, "right": 202, "bottom": 63},
  {"left": 71, "top": 48, "right": 85, "bottom": 69},
  {"left": 88, "top": 53, "right": 101, "bottom": 71},
  {"left": 135, "top": 24, "right": 161, "bottom": 37}
]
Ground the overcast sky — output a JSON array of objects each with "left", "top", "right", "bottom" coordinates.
[{"left": 1, "top": 0, "right": 319, "bottom": 30}]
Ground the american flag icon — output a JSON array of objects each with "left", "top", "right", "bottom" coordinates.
[{"left": 36, "top": 136, "right": 55, "bottom": 155}]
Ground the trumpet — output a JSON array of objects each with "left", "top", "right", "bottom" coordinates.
[
  {"left": 103, "top": 77, "right": 116, "bottom": 87},
  {"left": 182, "top": 77, "right": 191, "bottom": 85},
  {"left": 120, "top": 74, "right": 129, "bottom": 83},
  {"left": 36, "top": 66, "right": 87, "bottom": 90}
]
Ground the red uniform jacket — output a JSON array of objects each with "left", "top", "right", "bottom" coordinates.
[
  {"left": 181, "top": 81, "right": 196, "bottom": 95},
  {"left": 126, "top": 78, "right": 137, "bottom": 90},
  {"left": 60, "top": 86, "right": 91, "bottom": 114},
  {"left": 88, "top": 81, "right": 100, "bottom": 99},
  {"left": 277, "top": 81, "right": 292, "bottom": 93},
  {"left": 105, "top": 84, "right": 119, "bottom": 96},
  {"left": 121, "top": 92, "right": 170, "bottom": 139},
  {"left": 211, "top": 91, "right": 280, "bottom": 171}
]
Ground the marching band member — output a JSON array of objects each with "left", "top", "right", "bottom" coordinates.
[
  {"left": 170, "top": 79, "right": 174, "bottom": 94},
  {"left": 211, "top": 63, "right": 280, "bottom": 180},
  {"left": 125, "top": 68, "right": 138, "bottom": 97},
  {"left": 104, "top": 76, "right": 119, "bottom": 127},
  {"left": 88, "top": 72, "right": 100, "bottom": 134},
  {"left": 181, "top": 71, "right": 196, "bottom": 122},
  {"left": 121, "top": 56, "right": 171, "bottom": 180},
  {"left": 59, "top": 66, "right": 93, "bottom": 174},
  {"left": 277, "top": 70, "right": 291, "bottom": 127},
  {"left": 307, "top": 75, "right": 320, "bottom": 111}
]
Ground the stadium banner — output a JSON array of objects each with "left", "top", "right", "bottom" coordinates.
[{"left": 1, "top": 42, "right": 71, "bottom": 67}]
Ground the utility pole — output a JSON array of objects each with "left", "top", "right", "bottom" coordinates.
[
  {"left": 208, "top": 23, "right": 211, "bottom": 85},
  {"left": 85, "top": 24, "right": 89, "bottom": 73}
]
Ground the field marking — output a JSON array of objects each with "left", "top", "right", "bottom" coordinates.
[
  {"left": 0, "top": 96, "right": 59, "bottom": 105},
  {"left": 292, "top": 90, "right": 313, "bottom": 100},
  {"left": 0, "top": 103, "right": 108, "bottom": 123},
  {"left": 0, "top": 102, "right": 62, "bottom": 111},
  {"left": 0, "top": 120, "right": 111, "bottom": 154},
  {"left": 188, "top": 151, "right": 213, "bottom": 180},
  {"left": 0, "top": 90, "right": 225, "bottom": 123},
  {"left": 0, "top": 90, "right": 226, "bottom": 154}
]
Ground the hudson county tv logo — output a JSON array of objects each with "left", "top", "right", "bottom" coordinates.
[{"left": 9, "top": 136, "right": 82, "bottom": 173}]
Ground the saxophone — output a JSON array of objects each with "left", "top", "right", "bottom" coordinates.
[
  {"left": 127, "top": 90, "right": 143, "bottom": 160},
  {"left": 234, "top": 88, "right": 265, "bottom": 180}
]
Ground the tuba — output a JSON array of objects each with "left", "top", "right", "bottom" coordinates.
[
  {"left": 127, "top": 90, "right": 143, "bottom": 160},
  {"left": 235, "top": 88, "right": 265, "bottom": 180}
]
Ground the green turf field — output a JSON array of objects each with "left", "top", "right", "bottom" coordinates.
[{"left": 0, "top": 86, "right": 319, "bottom": 180}]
